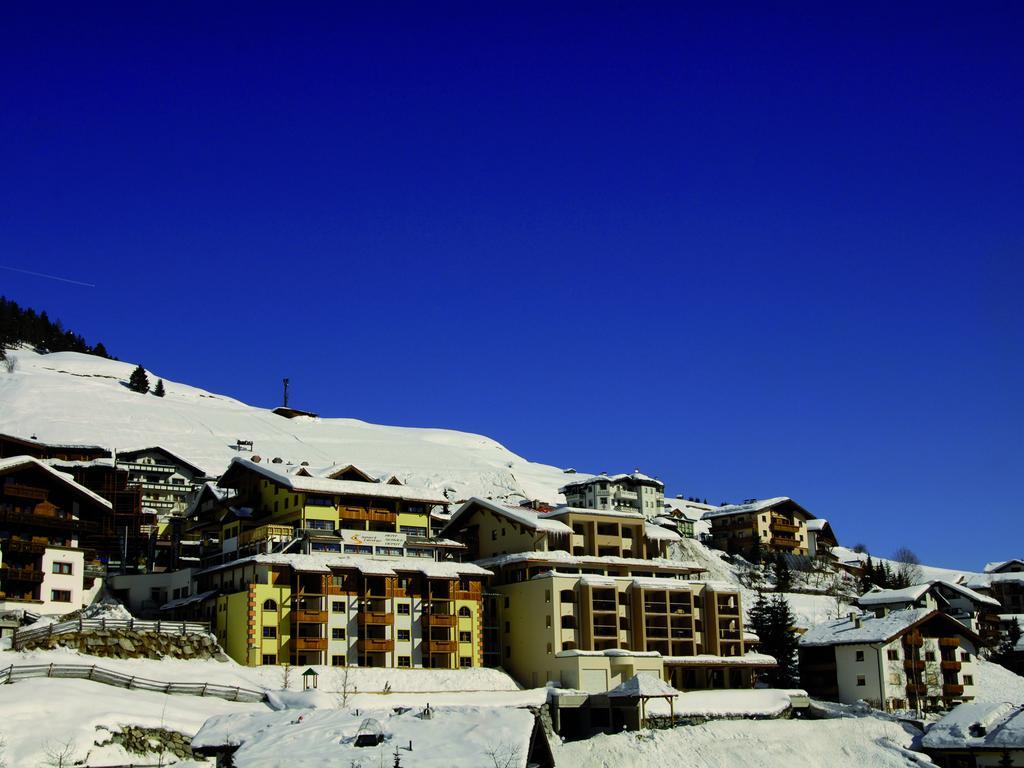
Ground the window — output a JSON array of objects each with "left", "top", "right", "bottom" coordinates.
[
  {"left": 961, "top": 652, "right": 971, "bottom": 662},
  {"left": 399, "top": 526, "right": 427, "bottom": 537},
  {"left": 925, "top": 651, "right": 935, "bottom": 662},
  {"left": 344, "top": 544, "right": 372, "bottom": 554},
  {"left": 332, "top": 628, "right": 345, "bottom": 640},
  {"left": 397, "top": 629, "right": 410, "bottom": 641},
  {"left": 50, "top": 589, "right": 72, "bottom": 602},
  {"left": 331, "top": 655, "right": 346, "bottom": 667},
  {"left": 491, "top": 530, "right": 497, "bottom": 541},
  {"left": 855, "top": 650, "right": 865, "bottom": 662},
  {"left": 458, "top": 606, "right": 471, "bottom": 617},
  {"left": 263, "top": 599, "right": 277, "bottom": 610},
  {"left": 856, "top": 675, "right": 866, "bottom": 687},
  {"left": 262, "top": 654, "right": 277, "bottom": 665},
  {"left": 560, "top": 589, "right": 574, "bottom": 603},
  {"left": 332, "top": 601, "right": 345, "bottom": 612},
  {"left": 963, "top": 675, "right": 974, "bottom": 685},
  {"left": 397, "top": 604, "right": 410, "bottom": 615},
  {"left": 52, "top": 562, "right": 72, "bottom": 575},
  {"left": 887, "top": 649, "right": 900, "bottom": 661},
  {"left": 398, "top": 656, "right": 411, "bottom": 668},
  {"left": 263, "top": 626, "right": 277, "bottom": 638},
  {"left": 459, "top": 656, "right": 472, "bottom": 668},
  {"left": 545, "top": 616, "right": 551, "bottom": 628},
  {"left": 459, "top": 631, "right": 472, "bottom": 642}
]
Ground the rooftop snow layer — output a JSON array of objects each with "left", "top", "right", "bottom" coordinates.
[
  {"left": 922, "top": 702, "right": 1024, "bottom": 750},
  {"left": 199, "top": 552, "right": 492, "bottom": 578},
  {"left": 0, "top": 455, "right": 112, "bottom": 509},
  {"left": 474, "top": 549, "right": 703, "bottom": 573},
  {"left": 857, "top": 580, "right": 1000, "bottom": 608},
  {"left": 607, "top": 674, "right": 680, "bottom": 698},
  {"left": 445, "top": 497, "right": 573, "bottom": 534},
  {"left": 702, "top": 497, "right": 798, "bottom": 520},
  {"left": 559, "top": 472, "right": 664, "bottom": 491},
  {"left": 798, "top": 607, "right": 934, "bottom": 647}
]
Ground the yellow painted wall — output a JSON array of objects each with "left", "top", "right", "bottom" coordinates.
[{"left": 455, "top": 598, "right": 479, "bottom": 667}]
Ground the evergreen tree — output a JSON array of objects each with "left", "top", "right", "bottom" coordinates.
[
  {"left": 748, "top": 591, "right": 770, "bottom": 638},
  {"left": 0, "top": 296, "right": 113, "bottom": 357},
  {"left": 774, "top": 551, "right": 792, "bottom": 593},
  {"left": 749, "top": 533, "right": 764, "bottom": 566},
  {"left": 154, "top": 378, "right": 166, "bottom": 397},
  {"left": 128, "top": 364, "right": 150, "bottom": 394},
  {"left": 768, "top": 595, "right": 800, "bottom": 686},
  {"left": 998, "top": 749, "right": 1013, "bottom": 767},
  {"left": 990, "top": 619, "right": 1022, "bottom": 670},
  {"left": 861, "top": 556, "right": 876, "bottom": 593}
]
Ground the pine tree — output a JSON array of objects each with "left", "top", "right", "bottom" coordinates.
[
  {"left": 154, "top": 378, "right": 166, "bottom": 397},
  {"left": 861, "top": 556, "right": 876, "bottom": 593},
  {"left": 767, "top": 595, "right": 800, "bottom": 686},
  {"left": 774, "top": 551, "right": 792, "bottom": 593},
  {"left": 748, "top": 591, "right": 770, "bottom": 638},
  {"left": 750, "top": 533, "right": 764, "bottom": 566},
  {"left": 128, "top": 364, "right": 150, "bottom": 394}
]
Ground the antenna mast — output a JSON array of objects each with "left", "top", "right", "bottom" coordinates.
[{"left": 282, "top": 377, "right": 289, "bottom": 407}]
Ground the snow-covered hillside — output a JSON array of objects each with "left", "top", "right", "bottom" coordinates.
[{"left": 0, "top": 349, "right": 579, "bottom": 503}]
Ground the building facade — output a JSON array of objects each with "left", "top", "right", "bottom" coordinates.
[
  {"left": 170, "top": 457, "right": 489, "bottom": 669},
  {"left": 0, "top": 456, "right": 111, "bottom": 614},
  {"left": 559, "top": 472, "right": 665, "bottom": 518},
  {"left": 705, "top": 497, "right": 814, "bottom": 558},
  {"left": 799, "top": 608, "right": 982, "bottom": 713},
  {"left": 443, "top": 498, "right": 775, "bottom": 692}
]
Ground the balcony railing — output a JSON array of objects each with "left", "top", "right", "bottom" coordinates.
[
  {"left": 357, "top": 612, "right": 394, "bottom": 626},
  {"left": 906, "top": 683, "right": 928, "bottom": 695},
  {"left": 943, "top": 684, "right": 964, "bottom": 696},
  {"left": 291, "top": 609, "right": 327, "bottom": 623},
  {"left": 644, "top": 603, "right": 668, "bottom": 614},
  {"left": 941, "top": 660, "right": 962, "bottom": 672},
  {"left": 239, "top": 524, "right": 294, "bottom": 546},
  {"left": 422, "top": 612, "right": 457, "bottom": 627},
  {"left": 292, "top": 637, "right": 327, "bottom": 651},
  {"left": 938, "top": 638, "right": 960, "bottom": 647},
  {"left": 424, "top": 639, "right": 457, "bottom": 653},
  {"left": 770, "top": 521, "right": 800, "bottom": 533},
  {"left": 904, "top": 659, "right": 925, "bottom": 671},
  {"left": 0, "top": 508, "right": 97, "bottom": 531},
  {"left": 592, "top": 600, "right": 617, "bottom": 612},
  {"left": 357, "top": 638, "right": 394, "bottom": 653},
  {"left": 2, "top": 484, "right": 48, "bottom": 500},
  {"left": 769, "top": 537, "right": 800, "bottom": 548},
  {"left": 2, "top": 567, "right": 44, "bottom": 583}
]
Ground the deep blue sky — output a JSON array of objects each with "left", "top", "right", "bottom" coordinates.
[{"left": 2, "top": 4, "right": 1021, "bottom": 570}]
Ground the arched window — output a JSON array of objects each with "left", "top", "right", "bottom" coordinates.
[
  {"left": 458, "top": 606, "right": 472, "bottom": 617},
  {"left": 262, "top": 599, "right": 277, "bottom": 611},
  {"left": 560, "top": 615, "right": 577, "bottom": 630}
]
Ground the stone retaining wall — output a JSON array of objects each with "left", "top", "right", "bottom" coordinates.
[{"left": 22, "top": 628, "right": 228, "bottom": 661}]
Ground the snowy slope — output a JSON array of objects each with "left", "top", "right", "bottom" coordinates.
[{"left": 0, "top": 349, "right": 579, "bottom": 503}]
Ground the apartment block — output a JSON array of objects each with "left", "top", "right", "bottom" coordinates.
[
  {"left": 799, "top": 608, "right": 982, "bottom": 712},
  {"left": 705, "top": 497, "right": 813, "bottom": 558},
  {"left": 444, "top": 498, "right": 775, "bottom": 692},
  {"left": 0, "top": 456, "right": 110, "bottom": 614},
  {"left": 169, "top": 457, "right": 489, "bottom": 668},
  {"left": 559, "top": 472, "right": 665, "bottom": 518}
]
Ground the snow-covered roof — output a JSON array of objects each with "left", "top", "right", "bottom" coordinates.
[
  {"left": 662, "top": 652, "right": 777, "bottom": 667},
  {"left": 805, "top": 519, "right": 828, "bottom": 532},
  {"left": 443, "top": 497, "right": 573, "bottom": 535},
  {"left": 559, "top": 472, "right": 664, "bottom": 492},
  {"left": 703, "top": 497, "right": 814, "bottom": 520},
  {"left": 964, "top": 571, "right": 1024, "bottom": 589},
  {"left": 984, "top": 559, "right": 1024, "bottom": 574},
  {"left": 116, "top": 446, "right": 209, "bottom": 476},
  {"left": 922, "top": 702, "right": 1024, "bottom": 750},
  {"left": 607, "top": 674, "right": 680, "bottom": 698},
  {"left": 159, "top": 588, "right": 219, "bottom": 611},
  {"left": 198, "top": 552, "right": 492, "bottom": 579},
  {"left": 0, "top": 455, "right": 112, "bottom": 509},
  {"left": 799, "top": 608, "right": 979, "bottom": 647},
  {"left": 539, "top": 505, "right": 645, "bottom": 521},
  {"left": 475, "top": 549, "right": 703, "bottom": 574},
  {"left": 644, "top": 521, "right": 682, "bottom": 542},
  {"left": 556, "top": 648, "right": 661, "bottom": 658},
  {"left": 193, "top": 706, "right": 540, "bottom": 768},
  {"left": 857, "top": 580, "right": 1000, "bottom": 608},
  {"left": 220, "top": 457, "right": 449, "bottom": 504}
]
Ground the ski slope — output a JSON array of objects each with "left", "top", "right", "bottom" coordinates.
[{"left": 0, "top": 349, "right": 578, "bottom": 503}]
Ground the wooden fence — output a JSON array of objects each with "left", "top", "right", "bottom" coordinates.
[
  {"left": 11, "top": 617, "right": 210, "bottom": 649},
  {"left": 0, "top": 662, "right": 266, "bottom": 703}
]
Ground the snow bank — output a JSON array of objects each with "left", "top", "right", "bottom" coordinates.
[{"left": 553, "top": 716, "right": 925, "bottom": 768}]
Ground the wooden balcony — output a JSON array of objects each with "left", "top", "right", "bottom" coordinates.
[
  {"left": 291, "top": 609, "right": 327, "bottom": 623},
  {"left": 239, "top": 524, "right": 294, "bottom": 546},
  {"left": 903, "top": 633, "right": 924, "bottom": 647},
  {"left": 292, "top": 637, "right": 327, "bottom": 651},
  {"left": 339, "top": 507, "right": 396, "bottom": 524},
  {"left": 4, "top": 539, "right": 46, "bottom": 554},
  {"left": 422, "top": 612, "right": 457, "bottom": 627},
  {"left": 941, "top": 660, "right": 962, "bottom": 672},
  {"left": 906, "top": 683, "right": 928, "bottom": 695},
  {"left": 938, "top": 637, "right": 960, "bottom": 647},
  {"left": 2, "top": 483, "right": 47, "bottom": 500},
  {"left": 2, "top": 566, "right": 44, "bottom": 583},
  {"left": 357, "top": 611, "right": 394, "bottom": 626},
  {"left": 424, "top": 639, "right": 457, "bottom": 653},
  {"left": 770, "top": 520, "right": 800, "bottom": 533},
  {"left": 0, "top": 508, "right": 96, "bottom": 531},
  {"left": 943, "top": 684, "right": 964, "bottom": 696},
  {"left": 904, "top": 659, "right": 925, "bottom": 671},
  {"left": 357, "top": 638, "right": 394, "bottom": 653},
  {"left": 769, "top": 537, "right": 800, "bottom": 549}
]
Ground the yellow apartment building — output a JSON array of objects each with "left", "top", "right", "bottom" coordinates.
[
  {"left": 705, "top": 497, "right": 814, "bottom": 558},
  {"left": 443, "top": 498, "right": 776, "bottom": 692}
]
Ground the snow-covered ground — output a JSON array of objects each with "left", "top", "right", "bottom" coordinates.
[
  {"left": 972, "top": 658, "right": 1024, "bottom": 703},
  {"left": 0, "top": 349, "right": 582, "bottom": 503},
  {"left": 553, "top": 716, "right": 925, "bottom": 768}
]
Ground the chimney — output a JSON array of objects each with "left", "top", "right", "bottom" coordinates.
[{"left": 853, "top": 615, "right": 863, "bottom": 629}]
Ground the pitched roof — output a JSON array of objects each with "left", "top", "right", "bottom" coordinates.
[
  {"left": 857, "top": 580, "right": 1000, "bottom": 608},
  {"left": 198, "top": 552, "right": 492, "bottom": 579},
  {"left": 559, "top": 472, "right": 664, "bottom": 493},
  {"left": 703, "top": 497, "right": 814, "bottom": 521},
  {"left": 606, "top": 673, "right": 680, "bottom": 698},
  {"left": 984, "top": 559, "right": 1024, "bottom": 574},
  {"left": 922, "top": 702, "right": 1024, "bottom": 750},
  {"left": 219, "top": 457, "right": 449, "bottom": 504},
  {"left": 799, "top": 608, "right": 982, "bottom": 647},
  {"left": 116, "top": 446, "right": 208, "bottom": 476},
  {"left": 0, "top": 455, "right": 112, "bottom": 510},
  {"left": 443, "top": 497, "right": 573, "bottom": 536}
]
